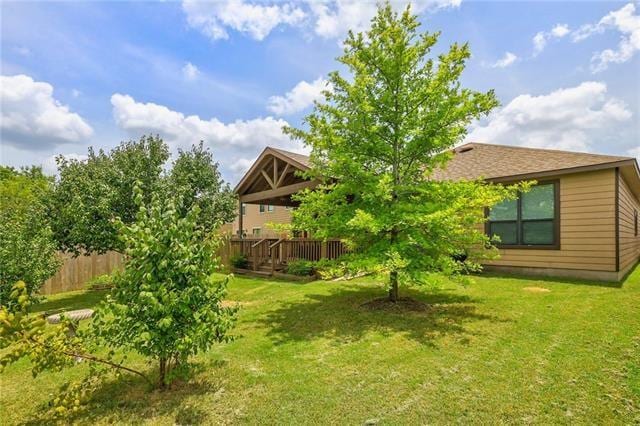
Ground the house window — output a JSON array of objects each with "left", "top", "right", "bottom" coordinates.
[
  {"left": 241, "top": 204, "right": 246, "bottom": 215},
  {"left": 268, "top": 205, "right": 275, "bottom": 212},
  {"left": 259, "top": 204, "right": 274, "bottom": 213},
  {"left": 488, "top": 182, "right": 558, "bottom": 248},
  {"left": 252, "top": 227, "right": 261, "bottom": 236},
  {"left": 259, "top": 204, "right": 265, "bottom": 213}
]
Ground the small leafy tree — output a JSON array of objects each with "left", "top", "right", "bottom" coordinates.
[
  {"left": 285, "top": 4, "right": 525, "bottom": 301},
  {"left": 167, "top": 141, "right": 236, "bottom": 233},
  {"left": 93, "top": 186, "right": 237, "bottom": 387},
  {"left": 50, "top": 135, "right": 170, "bottom": 254},
  {"left": 0, "top": 281, "right": 150, "bottom": 419},
  {"left": 0, "top": 167, "right": 60, "bottom": 305}
]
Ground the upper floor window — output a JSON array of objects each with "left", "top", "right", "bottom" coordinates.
[
  {"left": 259, "top": 204, "right": 274, "bottom": 213},
  {"left": 241, "top": 204, "right": 246, "bottom": 216},
  {"left": 488, "top": 182, "right": 558, "bottom": 248}
]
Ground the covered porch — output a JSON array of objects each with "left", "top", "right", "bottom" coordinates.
[{"left": 232, "top": 147, "right": 348, "bottom": 274}]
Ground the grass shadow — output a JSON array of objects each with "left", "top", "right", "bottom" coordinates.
[
  {"left": 32, "top": 290, "right": 108, "bottom": 315},
  {"left": 20, "top": 360, "right": 226, "bottom": 426},
  {"left": 257, "top": 283, "right": 502, "bottom": 347}
]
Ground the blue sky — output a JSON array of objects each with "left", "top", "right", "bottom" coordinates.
[{"left": 1, "top": 0, "right": 638, "bottom": 184}]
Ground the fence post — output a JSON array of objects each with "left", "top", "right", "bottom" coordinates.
[{"left": 320, "top": 241, "right": 327, "bottom": 260}]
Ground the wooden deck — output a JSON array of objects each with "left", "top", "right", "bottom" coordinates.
[{"left": 229, "top": 237, "right": 349, "bottom": 274}]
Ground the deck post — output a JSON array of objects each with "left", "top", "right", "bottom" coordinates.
[{"left": 238, "top": 200, "right": 243, "bottom": 240}]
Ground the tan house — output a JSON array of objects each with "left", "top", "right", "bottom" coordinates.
[{"left": 232, "top": 143, "right": 640, "bottom": 281}]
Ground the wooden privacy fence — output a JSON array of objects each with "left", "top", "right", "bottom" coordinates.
[
  {"left": 41, "top": 251, "right": 124, "bottom": 295},
  {"left": 40, "top": 237, "right": 347, "bottom": 294}
]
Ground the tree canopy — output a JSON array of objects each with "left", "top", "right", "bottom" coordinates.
[
  {"left": 50, "top": 136, "right": 236, "bottom": 255},
  {"left": 285, "top": 3, "right": 524, "bottom": 301},
  {"left": 0, "top": 166, "right": 60, "bottom": 305}
]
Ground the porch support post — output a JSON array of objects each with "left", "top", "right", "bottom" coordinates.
[{"left": 238, "top": 200, "right": 243, "bottom": 240}]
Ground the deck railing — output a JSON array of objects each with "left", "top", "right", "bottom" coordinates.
[{"left": 228, "top": 237, "right": 349, "bottom": 271}]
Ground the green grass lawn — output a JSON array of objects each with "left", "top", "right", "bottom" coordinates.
[{"left": 2, "top": 267, "right": 640, "bottom": 424}]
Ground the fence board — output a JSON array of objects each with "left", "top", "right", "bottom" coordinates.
[{"left": 41, "top": 251, "right": 124, "bottom": 295}]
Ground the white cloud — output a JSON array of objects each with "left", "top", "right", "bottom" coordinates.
[
  {"left": 229, "top": 156, "right": 257, "bottom": 178},
  {"left": 41, "top": 152, "right": 88, "bottom": 176},
  {"left": 111, "top": 93, "right": 299, "bottom": 151},
  {"left": 309, "top": 0, "right": 460, "bottom": 39},
  {"left": 182, "top": 62, "right": 200, "bottom": 80},
  {"left": 182, "top": 0, "right": 460, "bottom": 42},
  {"left": 467, "top": 82, "right": 632, "bottom": 152},
  {"left": 551, "top": 23, "right": 570, "bottom": 38},
  {"left": 12, "top": 46, "right": 31, "bottom": 56},
  {"left": 488, "top": 51, "right": 518, "bottom": 68},
  {"left": 571, "top": 3, "right": 640, "bottom": 73},
  {"left": 182, "top": 0, "right": 306, "bottom": 41},
  {"left": 533, "top": 23, "right": 570, "bottom": 55},
  {"left": 1, "top": 74, "right": 93, "bottom": 150},
  {"left": 533, "top": 32, "right": 546, "bottom": 54},
  {"left": 267, "top": 77, "right": 331, "bottom": 115},
  {"left": 627, "top": 146, "right": 640, "bottom": 161},
  {"left": 71, "top": 89, "right": 81, "bottom": 98}
]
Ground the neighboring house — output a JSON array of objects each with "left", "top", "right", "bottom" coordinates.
[{"left": 233, "top": 143, "right": 640, "bottom": 281}]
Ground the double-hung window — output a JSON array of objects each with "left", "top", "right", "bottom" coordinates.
[
  {"left": 259, "top": 204, "right": 275, "bottom": 213},
  {"left": 488, "top": 182, "right": 558, "bottom": 248}
]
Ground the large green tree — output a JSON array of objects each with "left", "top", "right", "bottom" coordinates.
[
  {"left": 0, "top": 167, "right": 60, "bottom": 305},
  {"left": 50, "top": 136, "right": 236, "bottom": 255},
  {"left": 285, "top": 4, "right": 523, "bottom": 301},
  {"left": 51, "top": 135, "right": 169, "bottom": 255},
  {"left": 168, "top": 142, "right": 236, "bottom": 233}
]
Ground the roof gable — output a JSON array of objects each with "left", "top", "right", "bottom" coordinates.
[{"left": 234, "top": 147, "right": 310, "bottom": 196}]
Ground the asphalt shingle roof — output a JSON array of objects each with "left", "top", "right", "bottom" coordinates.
[
  {"left": 432, "top": 142, "right": 632, "bottom": 181},
  {"left": 271, "top": 142, "right": 633, "bottom": 181}
]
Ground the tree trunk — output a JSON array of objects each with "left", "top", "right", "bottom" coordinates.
[
  {"left": 389, "top": 270, "right": 399, "bottom": 302},
  {"left": 158, "top": 357, "right": 167, "bottom": 389}
]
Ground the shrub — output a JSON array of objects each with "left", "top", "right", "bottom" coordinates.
[
  {"left": 230, "top": 254, "right": 249, "bottom": 269},
  {"left": 286, "top": 260, "right": 315, "bottom": 276},
  {"left": 0, "top": 167, "right": 60, "bottom": 307},
  {"left": 92, "top": 186, "right": 237, "bottom": 388},
  {"left": 85, "top": 273, "right": 116, "bottom": 291}
]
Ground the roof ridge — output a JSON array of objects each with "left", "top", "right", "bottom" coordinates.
[
  {"left": 270, "top": 146, "right": 310, "bottom": 157},
  {"left": 466, "top": 141, "right": 632, "bottom": 160}
]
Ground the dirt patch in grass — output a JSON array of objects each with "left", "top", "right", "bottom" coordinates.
[
  {"left": 360, "top": 297, "right": 431, "bottom": 312},
  {"left": 522, "top": 286, "right": 551, "bottom": 293},
  {"left": 221, "top": 300, "right": 252, "bottom": 308}
]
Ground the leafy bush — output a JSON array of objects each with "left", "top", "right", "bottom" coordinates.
[
  {"left": 0, "top": 167, "right": 60, "bottom": 306},
  {"left": 286, "top": 260, "right": 315, "bottom": 276},
  {"left": 85, "top": 274, "right": 116, "bottom": 291},
  {"left": 230, "top": 254, "right": 249, "bottom": 269},
  {"left": 92, "top": 186, "right": 238, "bottom": 388},
  {"left": 50, "top": 136, "right": 236, "bottom": 255}
]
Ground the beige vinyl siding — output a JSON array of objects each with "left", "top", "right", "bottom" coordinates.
[
  {"left": 618, "top": 174, "right": 640, "bottom": 274},
  {"left": 232, "top": 204, "right": 292, "bottom": 237},
  {"left": 485, "top": 169, "right": 617, "bottom": 272}
]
